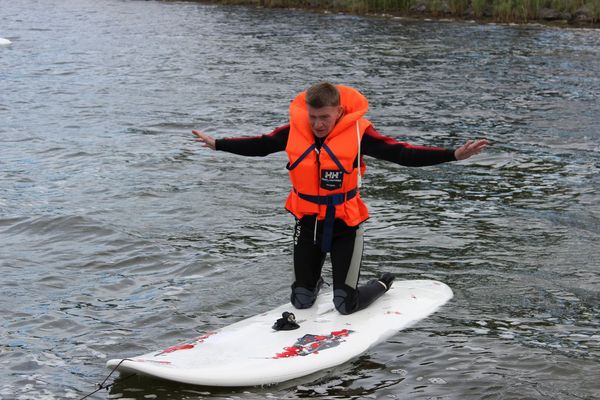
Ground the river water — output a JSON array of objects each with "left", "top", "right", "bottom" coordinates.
[{"left": 1, "top": 0, "right": 599, "bottom": 399}]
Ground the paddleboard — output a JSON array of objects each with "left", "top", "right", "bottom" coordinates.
[{"left": 106, "top": 279, "right": 452, "bottom": 386}]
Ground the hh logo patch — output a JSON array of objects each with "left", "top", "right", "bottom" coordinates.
[{"left": 321, "top": 170, "right": 344, "bottom": 190}]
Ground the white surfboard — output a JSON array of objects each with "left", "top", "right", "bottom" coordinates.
[{"left": 106, "top": 280, "right": 452, "bottom": 386}]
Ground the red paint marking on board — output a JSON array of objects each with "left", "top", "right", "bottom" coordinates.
[
  {"left": 276, "top": 346, "right": 303, "bottom": 358},
  {"left": 155, "top": 331, "right": 217, "bottom": 356},
  {"left": 331, "top": 329, "right": 351, "bottom": 337},
  {"left": 160, "top": 344, "right": 194, "bottom": 354},
  {"left": 135, "top": 359, "right": 172, "bottom": 365},
  {"left": 273, "top": 329, "right": 354, "bottom": 359}
]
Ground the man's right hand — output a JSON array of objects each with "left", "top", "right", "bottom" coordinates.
[{"left": 192, "top": 130, "right": 216, "bottom": 150}]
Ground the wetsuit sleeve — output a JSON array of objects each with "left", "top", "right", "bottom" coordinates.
[
  {"left": 215, "top": 124, "right": 290, "bottom": 156},
  {"left": 362, "top": 125, "right": 456, "bottom": 166}
]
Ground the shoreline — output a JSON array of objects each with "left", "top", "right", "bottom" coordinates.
[{"left": 197, "top": 0, "right": 600, "bottom": 28}]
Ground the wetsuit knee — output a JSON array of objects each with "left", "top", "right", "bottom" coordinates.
[
  {"left": 290, "top": 287, "right": 317, "bottom": 309},
  {"left": 290, "top": 279, "right": 323, "bottom": 309},
  {"left": 333, "top": 288, "right": 358, "bottom": 315}
]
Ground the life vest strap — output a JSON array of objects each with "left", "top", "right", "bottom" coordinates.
[
  {"left": 295, "top": 188, "right": 357, "bottom": 206},
  {"left": 294, "top": 188, "right": 357, "bottom": 253},
  {"left": 286, "top": 144, "right": 316, "bottom": 171},
  {"left": 321, "top": 143, "right": 351, "bottom": 174}
]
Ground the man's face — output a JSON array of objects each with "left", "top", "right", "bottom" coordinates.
[{"left": 308, "top": 105, "right": 343, "bottom": 138}]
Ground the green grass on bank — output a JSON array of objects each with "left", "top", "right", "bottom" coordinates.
[{"left": 215, "top": 0, "right": 600, "bottom": 23}]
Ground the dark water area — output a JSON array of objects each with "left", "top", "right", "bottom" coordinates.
[{"left": 1, "top": 0, "right": 599, "bottom": 399}]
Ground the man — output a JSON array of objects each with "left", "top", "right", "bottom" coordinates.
[{"left": 193, "top": 82, "right": 488, "bottom": 315}]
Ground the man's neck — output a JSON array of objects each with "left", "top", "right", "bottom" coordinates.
[{"left": 313, "top": 135, "right": 325, "bottom": 149}]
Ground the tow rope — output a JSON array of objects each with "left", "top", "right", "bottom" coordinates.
[{"left": 77, "top": 358, "right": 136, "bottom": 400}]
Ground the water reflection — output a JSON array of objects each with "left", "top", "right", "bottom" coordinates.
[{"left": 1, "top": 0, "right": 599, "bottom": 399}]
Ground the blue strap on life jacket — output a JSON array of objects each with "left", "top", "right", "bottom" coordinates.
[
  {"left": 287, "top": 143, "right": 350, "bottom": 174},
  {"left": 321, "top": 143, "right": 351, "bottom": 174},
  {"left": 296, "top": 188, "right": 357, "bottom": 253},
  {"left": 286, "top": 144, "right": 316, "bottom": 171}
]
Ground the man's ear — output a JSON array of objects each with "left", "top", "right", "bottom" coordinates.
[{"left": 337, "top": 105, "right": 345, "bottom": 118}]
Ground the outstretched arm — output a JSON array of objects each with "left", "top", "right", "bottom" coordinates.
[
  {"left": 362, "top": 126, "right": 456, "bottom": 166},
  {"left": 191, "top": 125, "right": 290, "bottom": 157},
  {"left": 454, "top": 139, "right": 489, "bottom": 160},
  {"left": 362, "top": 126, "right": 489, "bottom": 166}
]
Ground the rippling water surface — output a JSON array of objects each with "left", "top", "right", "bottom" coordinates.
[{"left": 1, "top": 1, "right": 599, "bottom": 399}]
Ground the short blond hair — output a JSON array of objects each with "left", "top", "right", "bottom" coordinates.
[{"left": 305, "top": 82, "right": 340, "bottom": 108}]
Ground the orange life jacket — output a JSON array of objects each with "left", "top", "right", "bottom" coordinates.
[{"left": 284, "top": 85, "right": 371, "bottom": 237}]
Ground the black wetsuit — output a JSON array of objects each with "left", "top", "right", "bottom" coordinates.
[{"left": 216, "top": 124, "right": 456, "bottom": 314}]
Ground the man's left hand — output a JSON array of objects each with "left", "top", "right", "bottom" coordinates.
[{"left": 455, "top": 139, "right": 489, "bottom": 160}]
